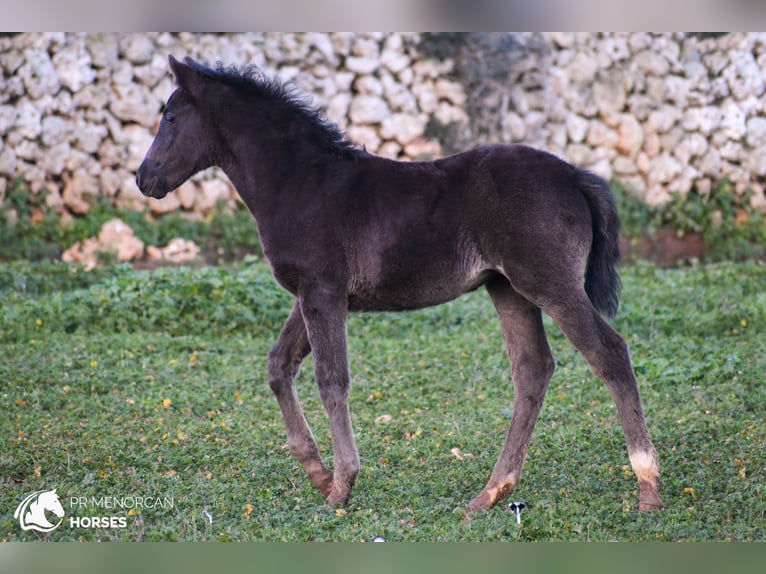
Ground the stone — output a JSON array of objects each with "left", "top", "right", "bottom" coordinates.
[
  {"left": 146, "top": 238, "right": 201, "bottom": 264},
  {"left": 74, "top": 120, "right": 108, "bottom": 154},
  {"left": 718, "top": 140, "right": 744, "bottom": 162},
  {"left": 325, "top": 92, "right": 352, "bottom": 127},
  {"left": 503, "top": 112, "right": 527, "bottom": 142},
  {"left": 643, "top": 129, "right": 661, "bottom": 157},
  {"left": 588, "top": 158, "right": 613, "bottom": 181},
  {"left": 133, "top": 53, "right": 170, "bottom": 88},
  {"left": 40, "top": 115, "right": 71, "bottom": 147},
  {"left": 435, "top": 78, "right": 466, "bottom": 106},
  {"left": 346, "top": 125, "right": 381, "bottom": 151},
  {"left": 345, "top": 56, "right": 379, "bottom": 75},
  {"left": 412, "top": 82, "right": 438, "bottom": 114},
  {"left": 566, "top": 52, "right": 598, "bottom": 84},
  {"left": 379, "top": 113, "right": 427, "bottom": 146},
  {"left": 549, "top": 32, "right": 574, "bottom": 48},
  {"left": 673, "top": 133, "right": 708, "bottom": 165},
  {"left": 633, "top": 50, "right": 669, "bottom": 76},
  {"left": 381, "top": 74, "right": 418, "bottom": 113},
  {"left": 52, "top": 40, "right": 96, "bottom": 92},
  {"left": 197, "top": 178, "right": 233, "bottom": 214},
  {"left": 746, "top": 116, "right": 766, "bottom": 147},
  {"left": 176, "top": 181, "right": 198, "bottom": 210},
  {"left": 38, "top": 142, "right": 71, "bottom": 174},
  {"left": 565, "top": 114, "right": 589, "bottom": 144},
  {"left": 722, "top": 50, "right": 765, "bottom": 100},
  {"left": 380, "top": 48, "right": 411, "bottom": 74},
  {"left": 18, "top": 50, "right": 60, "bottom": 100},
  {"left": 120, "top": 34, "right": 155, "bottom": 64},
  {"left": 659, "top": 126, "right": 685, "bottom": 154},
  {"left": 613, "top": 155, "right": 638, "bottom": 174},
  {"left": 434, "top": 102, "right": 468, "bottom": 126},
  {"left": 647, "top": 105, "right": 680, "bottom": 133},
  {"left": 592, "top": 75, "right": 628, "bottom": 123},
  {"left": 586, "top": 120, "right": 619, "bottom": 148},
  {"left": 73, "top": 82, "right": 110, "bottom": 112},
  {"left": 98, "top": 169, "right": 121, "bottom": 198},
  {"left": 626, "top": 94, "right": 654, "bottom": 121},
  {"left": 664, "top": 75, "right": 691, "bottom": 106},
  {"left": 599, "top": 35, "right": 630, "bottom": 62},
  {"left": 565, "top": 143, "right": 595, "bottom": 166},
  {"left": 403, "top": 138, "right": 441, "bottom": 160},
  {"left": 98, "top": 218, "right": 145, "bottom": 261},
  {"left": 122, "top": 125, "right": 155, "bottom": 172},
  {"left": 698, "top": 148, "right": 722, "bottom": 177},
  {"left": 0, "top": 147, "right": 17, "bottom": 177},
  {"left": 682, "top": 106, "right": 722, "bottom": 135},
  {"left": 349, "top": 95, "right": 390, "bottom": 124},
  {"left": 148, "top": 190, "right": 181, "bottom": 215},
  {"left": 307, "top": 33, "right": 336, "bottom": 64},
  {"left": 354, "top": 75, "right": 383, "bottom": 96},
  {"left": 377, "top": 141, "right": 402, "bottom": 159},
  {"left": 719, "top": 100, "right": 747, "bottom": 140},
  {"left": 616, "top": 114, "right": 644, "bottom": 156},
  {"left": 62, "top": 169, "right": 99, "bottom": 214},
  {"left": 62, "top": 237, "right": 101, "bottom": 270},
  {"left": 0, "top": 105, "right": 18, "bottom": 134},
  {"left": 87, "top": 33, "right": 119, "bottom": 68},
  {"left": 110, "top": 82, "right": 155, "bottom": 125},
  {"left": 14, "top": 138, "right": 39, "bottom": 162},
  {"left": 351, "top": 36, "right": 380, "bottom": 59},
  {"left": 14, "top": 100, "right": 42, "bottom": 140},
  {"left": 628, "top": 33, "right": 652, "bottom": 53}
]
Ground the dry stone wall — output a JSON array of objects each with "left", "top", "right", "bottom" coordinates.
[{"left": 1, "top": 32, "right": 766, "bottom": 223}]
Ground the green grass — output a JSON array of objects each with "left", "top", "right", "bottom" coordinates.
[{"left": 0, "top": 259, "right": 764, "bottom": 541}]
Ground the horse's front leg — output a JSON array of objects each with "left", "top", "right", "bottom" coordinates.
[
  {"left": 299, "top": 285, "right": 360, "bottom": 507},
  {"left": 268, "top": 302, "right": 333, "bottom": 497}
]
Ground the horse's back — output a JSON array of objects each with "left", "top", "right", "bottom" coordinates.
[{"left": 342, "top": 144, "right": 598, "bottom": 311}]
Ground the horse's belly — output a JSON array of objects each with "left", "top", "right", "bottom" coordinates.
[{"left": 347, "top": 267, "right": 495, "bottom": 312}]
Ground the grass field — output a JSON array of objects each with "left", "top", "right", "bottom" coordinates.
[{"left": 0, "top": 258, "right": 763, "bottom": 541}]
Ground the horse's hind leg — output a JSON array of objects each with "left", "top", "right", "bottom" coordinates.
[
  {"left": 543, "top": 290, "right": 663, "bottom": 512},
  {"left": 468, "top": 276, "right": 555, "bottom": 513},
  {"left": 268, "top": 302, "right": 333, "bottom": 497}
]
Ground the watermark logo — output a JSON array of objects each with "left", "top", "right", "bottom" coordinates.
[
  {"left": 14, "top": 489, "right": 65, "bottom": 533},
  {"left": 14, "top": 488, "right": 175, "bottom": 535}
]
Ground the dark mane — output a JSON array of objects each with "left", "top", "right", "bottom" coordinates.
[{"left": 186, "top": 60, "right": 363, "bottom": 158}]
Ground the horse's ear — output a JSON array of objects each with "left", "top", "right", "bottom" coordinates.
[{"left": 168, "top": 55, "right": 204, "bottom": 94}]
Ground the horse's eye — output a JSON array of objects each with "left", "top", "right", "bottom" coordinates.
[{"left": 164, "top": 112, "right": 176, "bottom": 124}]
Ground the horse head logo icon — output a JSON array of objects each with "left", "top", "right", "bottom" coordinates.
[{"left": 14, "top": 489, "right": 65, "bottom": 532}]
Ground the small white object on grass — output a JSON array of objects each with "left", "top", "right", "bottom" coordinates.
[{"left": 508, "top": 501, "right": 526, "bottom": 525}]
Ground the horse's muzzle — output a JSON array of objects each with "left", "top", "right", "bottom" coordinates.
[{"left": 135, "top": 160, "right": 169, "bottom": 199}]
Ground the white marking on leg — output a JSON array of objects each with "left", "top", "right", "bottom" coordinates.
[{"left": 629, "top": 450, "right": 659, "bottom": 483}]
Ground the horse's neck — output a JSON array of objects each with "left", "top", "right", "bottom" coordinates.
[{"left": 219, "top": 134, "right": 332, "bottom": 222}]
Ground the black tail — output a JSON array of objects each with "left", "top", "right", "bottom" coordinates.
[{"left": 577, "top": 171, "right": 621, "bottom": 318}]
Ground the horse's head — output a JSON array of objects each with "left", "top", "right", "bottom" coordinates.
[
  {"left": 136, "top": 56, "right": 214, "bottom": 199},
  {"left": 39, "top": 489, "right": 65, "bottom": 518}
]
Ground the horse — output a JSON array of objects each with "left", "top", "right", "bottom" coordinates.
[
  {"left": 136, "top": 56, "right": 664, "bottom": 514},
  {"left": 15, "top": 489, "right": 65, "bottom": 532}
]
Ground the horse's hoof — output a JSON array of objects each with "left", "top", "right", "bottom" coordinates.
[
  {"left": 309, "top": 468, "right": 334, "bottom": 498},
  {"left": 638, "top": 490, "right": 664, "bottom": 512},
  {"left": 466, "top": 491, "right": 492, "bottom": 518},
  {"left": 638, "top": 500, "right": 664, "bottom": 512},
  {"left": 325, "top": 486, "right": 351, "bottom": 508}
]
